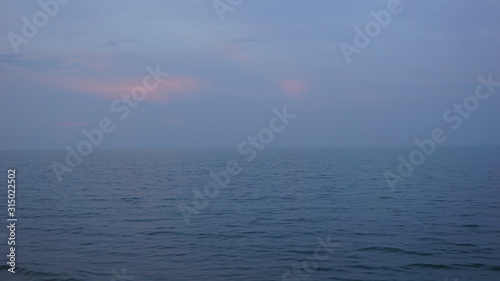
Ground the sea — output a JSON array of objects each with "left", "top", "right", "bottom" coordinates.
[{"left": 0, "top": 146, "right": 499, "bottom": 281}]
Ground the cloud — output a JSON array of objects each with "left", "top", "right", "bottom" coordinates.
[
  {"left": 231, "top": 38, "right": 267, "bottom": 43},
  {"left": 221, "top": 44, "right": 254, "bottom": 62},
  {"left": 41, "top": 74, "right": 204, "bottom": 103},
  {"left": 0, "top": 54, "right": 79, "bottom": 72},
  {"left": 9, "top": 52, "right": 205, "bottom": 103},
  {"left": 102, "top": 39, "right": 137, "bottom": 47},
  {"left": 279, "top": 79, "right": 307, "bottom": 97},
  {"left": 149, "top": 76, "right": 204, "bottom": 102}
]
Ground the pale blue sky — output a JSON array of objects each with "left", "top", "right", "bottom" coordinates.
[{"left": 1, "top": 0, "right": 499, "bottom": 149}]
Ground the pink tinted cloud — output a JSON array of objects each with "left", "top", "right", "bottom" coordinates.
[
  {"left": 41, "top": 74, "right": 203, "bottom": 103},
  {"left": 149, "top": 77, "right": 203, "bottom": 102},
  {"left": 279, "top": 79, "right": 307, "bottom": 97},
  {"left": 58, "top": 121, "right": 88, "bottom": 128},
  {"left": 221, "top": 44, "right": 254, "bottom": 62}
]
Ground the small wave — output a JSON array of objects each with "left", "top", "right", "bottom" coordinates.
[
  {"left": 406, "top": 263, "right": 453, "bottom": 269},
  {"left": 356, "top": 246, "right": 433, "bottom": 256},
  {"left": 450, "top": 263, "right": 485, "bottom": 268},
  {"left": 0, "top": 265, "right": 83, "bottom": 281},
  {"left": 461, "top": 224, "right": 480, "bottom": 227}
]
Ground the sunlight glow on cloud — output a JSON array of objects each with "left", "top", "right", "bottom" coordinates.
[
  {"left": 149, "top": 77, "right": 204, "bottom": 102},
  {"left": 222, "top": 44, "right": 254, "bottom": 62},
  {"left": 279, "top": 79, "right": 306, "bottom": 97},
  {"left": 41, "top": 75, "right": 204, "bottom": 103}
]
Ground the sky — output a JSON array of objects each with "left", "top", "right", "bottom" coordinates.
[{"left": 0, "top": 0, "right": 499, "bottom": 149}]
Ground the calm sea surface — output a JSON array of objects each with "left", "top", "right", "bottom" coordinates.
[{"left": 0, "top": 147, "right": 499, "bottom": 281}]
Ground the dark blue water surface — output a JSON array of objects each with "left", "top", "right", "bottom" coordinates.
[{"left": 0, "top": 146, "right": 499, "bottom": 280}]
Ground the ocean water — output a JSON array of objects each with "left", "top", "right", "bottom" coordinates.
[{"left": 0, "top": 146, "right": 499, "bottom": 281}]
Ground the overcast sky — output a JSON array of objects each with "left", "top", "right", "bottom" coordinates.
[{"left": 1, "top": 0, "right": 499, "bottom": 149}]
